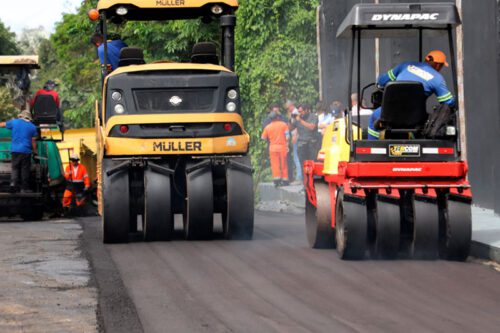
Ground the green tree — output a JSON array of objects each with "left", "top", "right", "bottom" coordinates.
[
  {"left": 0, "top": 20, "right": 19, "bottom": 55},
  {"left": 42, "top": 0, "right": 320, "bottom": 183},
  {"left": 0, "top": 19, "right": 20, "bottom": 119}
]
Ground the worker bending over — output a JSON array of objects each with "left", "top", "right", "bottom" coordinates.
[
  {"left": 368, "top": 50, "right": 455, "bottom": 139},
  {"left": 0, "top": 110, "right": 38, "bottom": 192},
  {"left": 63, "top": 154, "right": 90, "bottom": 209}
]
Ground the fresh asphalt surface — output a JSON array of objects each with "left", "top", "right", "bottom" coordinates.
[{"left": 81, "top": 212, "right": 500, "bottom": 333}]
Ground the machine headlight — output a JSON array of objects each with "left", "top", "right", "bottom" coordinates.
[
  {"left": 227, "top": 89, "right": 238, "bottom": 100},
  {"left": 114, "top": 104, "right": 125, "bottom": 114},
  {"left": 211, "top": 5, "right": 223, "bottom": 15},
  {"left": 226, "top": 102, "right": 237, "bottom": 112},
  {"left": 111, "top": 91, "right": 122, "bottom": 101},
  {"left": 116, "top": 6, "right": 128, "bottom": 16},
  {"left": 446, "top": 126, "right": 456, "bottom": 136}
]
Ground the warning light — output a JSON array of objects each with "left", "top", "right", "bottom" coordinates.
[
  {"left": 120, "top": 125, "right": 129, "bottom": 134},
  {"left": 88, "top": 9, "right": 99, "bottom": 21}
]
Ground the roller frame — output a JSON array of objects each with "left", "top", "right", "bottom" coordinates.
[
  {"left": 102, "top": 158, "right": 130, "bottom": 244},
  {"left": 306, "top": 181, "right": 335, "bottom": 248},
  {"left": 184, "top": 160, "right": 214, "bottom": 240},
  {"left": 223, "top": 157, "right": 254, "bottom": 240},
  {"left": 143, "top": 165, "right": 174, "bottom": 242}
]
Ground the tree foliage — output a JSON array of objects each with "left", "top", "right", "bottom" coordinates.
[
  {"left": 37, "top": 0, "right": 320, "bottom": 182},
  {"left": 0, "top": 20, "right": 19, "bottom": 55},
  {"left": 0, "top": 19, "right": 20, "bottom": 119}
]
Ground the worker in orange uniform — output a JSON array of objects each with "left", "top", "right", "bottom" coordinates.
[
  {"left": 261, "top": 111, "right": 290, "bottom": 187},
  {"left": 62, "top": 154, "right": 90, "bottom": 209}
]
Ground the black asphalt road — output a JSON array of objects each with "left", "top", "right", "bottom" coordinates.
[{"left": 81, "top": 212, "right": 500, "bottom": 333}]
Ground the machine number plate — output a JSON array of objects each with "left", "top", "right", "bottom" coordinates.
[{"left": 389, "top": 144, "right": 420, "bottom": 157}]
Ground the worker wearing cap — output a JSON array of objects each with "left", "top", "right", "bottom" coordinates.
[
  {"left": 62, "top": 154, "right": 90, "bottom": 208},
  {"left": 262, "top": 112, "right": 290, "bottom": 187},
  {"left": 0, "top": 110, "right": 38, "bottom": 192},
  {"left": 31, "top": 80, "right": 60, "bottom": 109},
  {"left": 368, "top": 50, "right": 455, "bottom": 139},
  {"left": 90, "top": 33, "right": 128, "bottom": 71}
]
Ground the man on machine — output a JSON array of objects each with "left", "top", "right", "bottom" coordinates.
[{"left": 368, "top": 50, "right": 455, "bottom": 139}]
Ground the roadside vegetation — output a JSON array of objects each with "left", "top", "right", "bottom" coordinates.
[{"left": 0, "top": 0, "right": 319, "bottom": 183}]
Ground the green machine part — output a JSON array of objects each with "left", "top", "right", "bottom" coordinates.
[{"left": 0, "top": 127, "right": 64, "bottom": 187}]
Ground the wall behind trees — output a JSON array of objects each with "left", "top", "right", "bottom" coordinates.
[{"left": 320, "top": 0, "right": 500, "bottom": 214}]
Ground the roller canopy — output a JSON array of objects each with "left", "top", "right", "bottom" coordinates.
[
  {"left": 337, "top": 3, "right": 461, "bottom": 39},
  {"left": 0, "top": 56, "right": 39, "bottom": 73},
  {"left": 97, "top": 0, "right": 238, "bottom": 20}
]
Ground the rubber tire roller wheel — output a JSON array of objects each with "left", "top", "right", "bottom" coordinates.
[
  {"left": 143, "top": 168, "right": 174, "bottom": 242},
  {"left": 411, "top": 198, "right": 439, "bottom": 260},
  {"left": 102, "top": 159, "right": 130, "bottom": 244},
  {"left": 306, "top": 181, "right": 335, "bottom": 248},
  {"left": 184, "top": 162, "right": 214, "bottom": 240},
  {"left": 223, "top": 157, "right": 254, "bottom": 240},
  {"left": 440, "top": 198, "right": 471, "bottom": 261},
  {"left": 371, "top": 197, "right": 400, "bottom": 259},
  {"left": 335, "top": 191, "right": 368, "bottom": 260}
]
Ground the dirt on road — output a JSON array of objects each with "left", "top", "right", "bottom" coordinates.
[{"left": 0, "top": 219, "right": 97, "bottom": 333}]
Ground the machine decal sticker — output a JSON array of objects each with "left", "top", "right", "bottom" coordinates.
[
  {"left": 407, "top": 65, "right": 434, "bottom": 81},
  {"left": 169, "top": 96, "right": 183, "bottom": 106},
  {"left": 156, "top": 0, "right": 186, "bottom": 6},
  {"left": 226, "top": 138, "right": 237, "bottom": 147},
  {"left": 389, "top": 144, "right": 420, "bottom": 157},
  {"left": 153, "top": 141, "right": 202, "bottom": 152},
  {"left": 371, "top": 13, "right": 440, "bottom": 21},
  {"left": 392, "top": 167, "right": 423, "bottom": 172}
]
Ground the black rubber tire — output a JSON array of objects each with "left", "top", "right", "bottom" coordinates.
[
  {"left": 184, "top": 161, "right": 214, "bottom": 240},
  {"left": 223, "top": 156, "right": 254, "bottom": 240},
  {"left": 440, "top": 198, "right": 471, "bottom": 261},
  {"left": 102, "top": 159, "right": 130, "bottom": 244},
  {"left": 371, "top": 197, "right": 400, "bottom": 259},
  {"left": 143, "top": 168, "right": 173, "bottom": 242},
  {"left": 335, "top": 191, "right": 367, "bottom": 260},
  {"left": 306, "top": 181, "right": 335, "bottom": 249},
  {"left": 411, "top": 198, "right": 439, "bottom": 260}
]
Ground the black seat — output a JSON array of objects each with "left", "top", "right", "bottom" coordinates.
[
  {"left": 118, "top": 47, "right": 145, "bottom": 67},
  {"left": 191, "top": 42, "right": 219, "bottom": 65},
  {"left": 379, "top": 81, "right": 428, "bottom": 130},
  {"left": 32, "top": 94, "right": 61, "bottom": 125}
]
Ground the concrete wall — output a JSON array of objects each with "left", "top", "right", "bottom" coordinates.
[{"left": 319, "top": 0, "right": 500, "bottom": 214}]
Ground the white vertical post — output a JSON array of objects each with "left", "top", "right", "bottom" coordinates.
[
  {"left": 317, "top": 5, "right": 324, "bottom": 102},
  {"left": 456, "top": 0, "right": 467, "bottom": 160},
  {"left": 375, "top": 0, "right": 380, "bottom": 79}
]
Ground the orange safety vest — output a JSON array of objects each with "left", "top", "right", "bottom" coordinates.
[
  {"left": 261, "top": 120, "right": 290, "bottom": 153},
  {"left": 65, "top": 163, "right": 90, "bottom": 187}
]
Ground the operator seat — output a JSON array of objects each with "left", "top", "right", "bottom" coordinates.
[
  {"left": 118, "top": 47, "right": 145, "bottom": 67},
  {"left": 378, "top": 81, "right": 427, "bottom": 138},
  {"left": 191, "top": 42, "right": 219, "bottom": 65},
  {"left": 32, "top": 94, "right": 62, "bottom": 126}
]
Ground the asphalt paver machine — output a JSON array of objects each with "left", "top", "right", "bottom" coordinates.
[
  {"left": 91, "top": 0, "right": 253, "bottom": 243},
  {"left": 305, "top": 3, "right": 472, "bottom": 260},
  {"left": 0, "top": 56, "right": 65, "bottom": 220}
]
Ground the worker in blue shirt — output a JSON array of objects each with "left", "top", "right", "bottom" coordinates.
[
  {"left": 0, "top": 110, "right": 38, "bottom": 192},
  {"left": 368, "top": 50, "right": 455, "bottom": 139},
  {"left": 91, "top": 33, "right": 128, "bottom": 71}
]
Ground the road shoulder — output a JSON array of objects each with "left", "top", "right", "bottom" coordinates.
[{"left": 79, "top": 217, "right": 143, "bottom": 333}]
